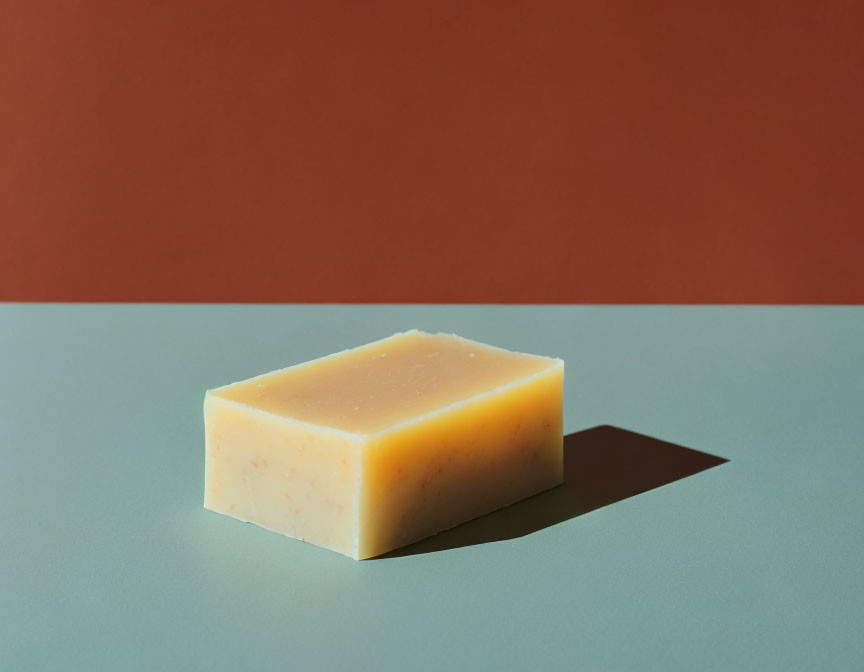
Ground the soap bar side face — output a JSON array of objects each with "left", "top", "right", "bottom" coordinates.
[
  {"left": 357, "top": 365, "right": 564, "bottom": 559},
  {"left": 204, "top": 395, "right": 363, "bottom": 558}
]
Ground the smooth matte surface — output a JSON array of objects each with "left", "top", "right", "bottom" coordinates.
[
  {"left": 212, "top": 329, "right": 560, "bottom": 434},
  {"left": 2, "top": 304, "right": 863, "bottom": 670},
  {"left": 4, "top": 2, "right": 864, "bottom": 304}
]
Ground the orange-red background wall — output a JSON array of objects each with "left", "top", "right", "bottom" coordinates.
[{"left": 2, "top": 1, "right": 862, "bottom": 303}]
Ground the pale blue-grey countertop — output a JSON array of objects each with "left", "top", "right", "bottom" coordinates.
[{"left": 2, "top": 304, "right": 862, "bottom": 671}]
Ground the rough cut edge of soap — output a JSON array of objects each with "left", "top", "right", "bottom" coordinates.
[
  {"left": 205, "top": 330, "right": 564, "bottom": 440},
  {"left": 437, "top": 331, "right": 563, "bottom": 365}
]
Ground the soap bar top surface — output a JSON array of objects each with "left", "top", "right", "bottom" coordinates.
[{"left": 210, "top": 330, "right": 561, "bottom": 435}]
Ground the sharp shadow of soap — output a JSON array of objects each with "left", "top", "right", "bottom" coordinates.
[{"left": 379, "top": 425, "right": 728, "bottom": 558}]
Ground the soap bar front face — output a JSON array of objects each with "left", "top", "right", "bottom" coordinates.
[
  {"left": 204, "top": 398, "right": 364, "bottom": 556},
  {"left": 204, "top": 331, "right": 564, "bottom": 559}
]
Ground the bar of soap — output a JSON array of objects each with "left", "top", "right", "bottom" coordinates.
[{"left": 203, "top": 330, "right": 564, "bottom": 559}]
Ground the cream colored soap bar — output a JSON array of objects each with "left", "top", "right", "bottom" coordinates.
[{"left": 204, "top": 330, "right": 564, "bottom": 559}]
